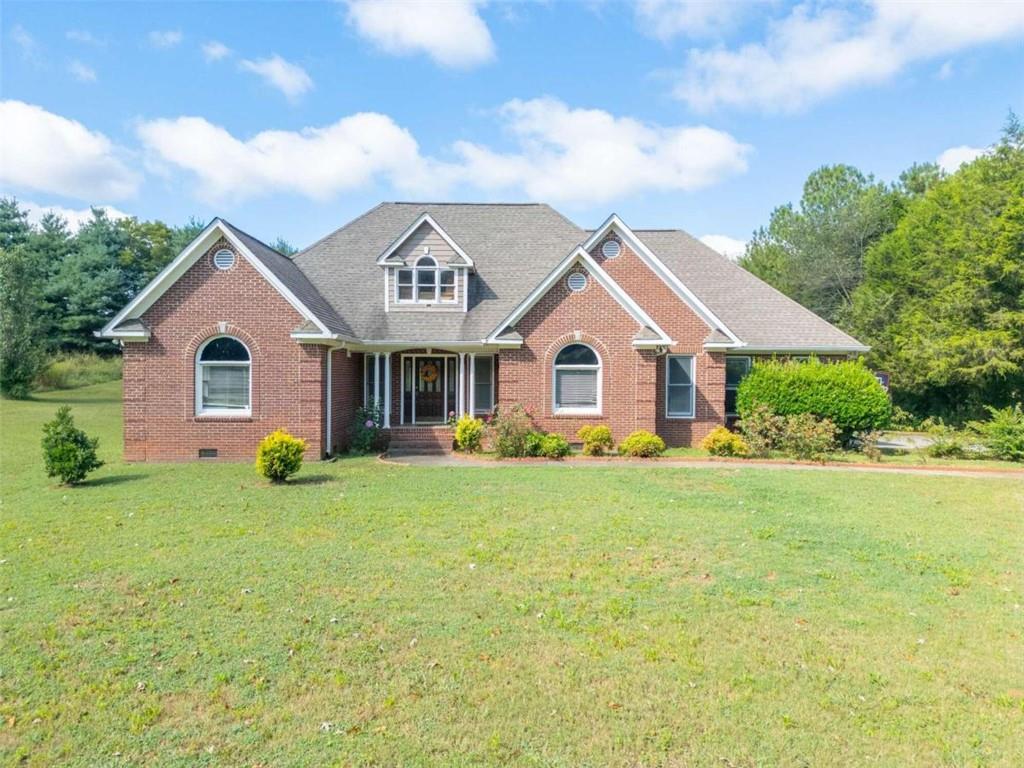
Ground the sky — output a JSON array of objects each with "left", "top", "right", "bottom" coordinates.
[{"left": 2, "top": 1, "right": 1022, "bottom": 258}]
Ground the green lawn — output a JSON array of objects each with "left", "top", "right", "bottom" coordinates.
[{"left": 2, "top": 383, "right": 1023, "bottom": 766}]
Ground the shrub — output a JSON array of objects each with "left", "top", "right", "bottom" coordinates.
[
  {"left": 524, "top": 430, "right": 546, "bottom": 457},
  {"left": 41, "top": 406, "right": 103, "bottom": 485},
  {"left": 618, "top": 430, "right": 666, "bottom": 458},
  {"left": 736, "top": 358, "right": 891, "bottom": 439},
  {"left": 701, "top": 426, "right": 749, "bottom": 457},
  {"left": 889, "top": 405, "right": 919, "bottom": 431},
  {"left": 454, "top": 415, "right": 485, "bottom": 453},
  {"left": 854, "top": 430, "right": 884, "bottom": 462},
  {"left": 577, "top": 425, "right": 614, "bottom": 456},
  {"left": 491, "top": 404, "right": 534, "bottom": 458},
  {"left": 924, "top": 420, "right": 969, "bottom": 458},
  {"left": 539, "top": 433, "right": 571, "bottom": 459},
  {"left": 777, "top": 414, "right": 838, "bottom": 462},
  {"left": 36, "top": 352, "right": 122, "bottom": 391},
  {"left": 256, "top": 429, "right": 306, "bottom": 483},
  {"left": 350, "top": 401, "right": 387, "bottom": 454},
  {"left": 737, "top": 404, "right": 784, "bottom": 458},
  {"left": 970, "top": 405, "right": 1024, "bottom": 462}
]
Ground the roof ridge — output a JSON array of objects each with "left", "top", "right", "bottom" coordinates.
[
  {"left": 383, "top": 201, "right": 549, "bottom": 207},
  {"left": 292, "top": 202, "right": 388, "bottom": 261},
  {"left": 218, "top": 218, "right": 289, "bottom": 259}
]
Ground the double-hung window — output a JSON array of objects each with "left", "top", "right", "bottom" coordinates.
[
  {"left": 725, "top": 356, "right": 752, "bottom": 416},
  {"left": 473, "top": 355, "right": 494, "bottom": 413},
  {"left": 553, "top": 344, "right": 600, "bottom": 414},
  {"left": 665, "top": 355, "right": 695, "bottom": 418},
  {"left": 196, "top": 336, "right": 251, "bottom": 416},
  {"left": 396, "top": 257, "right": 458, "bottom": 304}
]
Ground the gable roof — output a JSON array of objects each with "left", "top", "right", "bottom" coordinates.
[
  {"left": 96, "top": 219, "right": 354, "bottom": 342},
  {"left": 485, "top": 247, "right": 674, "bottom": 347},
  {"left": 633, "top": 230, "right": 869, "bottom": 352},
  {"left": 375, "top": 212, "right": 474, "bottom": 267}
]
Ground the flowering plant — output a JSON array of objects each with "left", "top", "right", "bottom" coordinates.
[{"left": 350, "top": 400, "right": 387, "bottom": 454}]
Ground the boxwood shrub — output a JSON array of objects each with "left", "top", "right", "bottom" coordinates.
[{"left": 736, "top": 358, "right": 890, "bottom": 438}]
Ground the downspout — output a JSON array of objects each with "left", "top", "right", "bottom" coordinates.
[{"left": 326, "top": 348, "right": 333, "bottom": 457}]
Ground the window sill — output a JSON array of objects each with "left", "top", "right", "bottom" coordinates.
[
  {"left": 195, "top": 412, "right": 253, "bottom": 422},
  {"left": 665, "top": 414, "right": 696, "bottom": 420},
  {"left": 552, "top": 410, "right": 603, "bottom": 417}
]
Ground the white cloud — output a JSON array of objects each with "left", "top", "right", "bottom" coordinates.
[
  {"left": 136, "top": 97, "right": 750, "bottom": 206},
  {"left": 936, "top": 145, "right": 985, "bottom": 173},
  {"left": 68, "top": 60, "right": 97, "bottom": 83},
  {"left": 936, "top": 59, "right": 954, "bottom": 79},
  {"left": 451, "top": 98, "right": 752, "bottom": 205},
  {"left": 0, "top": 100, "right": 140, "bottom": 201},
  {"left": 202, "top": 40, "right": 232, "bottom": 61},
  {"left": 136, "top": 112, "right": 431, "bottom": 202},
  {"left": 345, "top": 0, "right": 494, "bottom": 68},
  {"left": 674, "top": 1, "right": 1024, "bottom": 112},
  {"left": 239, "top": 55, "right": 313, "bottom": 101},
  {"left": 11, "top": 24, "right": 39, "bottom": 63},
  {"left": 149, "top": 29, "right": 182, "bottom": 49},
  {"left": 635, "top": 0, "right": 747, "bottom": 41},
  {"left": 66, "top": 29, "right": 105, "bottom": 46},
  {"left": 20, "top": 200, "right": 130, "bottom": 230},
  {"left": 699, "top": 234, "right": 747, "bottom": 260}
]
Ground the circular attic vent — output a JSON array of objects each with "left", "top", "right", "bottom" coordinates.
[
  {"left": 213, "top": 248, "right": 236, "bottom": 270},
  {"left": 601, "top": 239, "right": 621, "bottom": 259},
  {"left": 567, "top": 272, "right": 588, "bottom": 292}
]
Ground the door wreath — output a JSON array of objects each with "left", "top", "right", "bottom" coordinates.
[{"left": 419, "top": 362, "right": 440, "bottom": 383}]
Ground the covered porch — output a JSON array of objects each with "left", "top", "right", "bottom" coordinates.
[{"left": 360, "top": 348, "right": 497, "bottom": 428}]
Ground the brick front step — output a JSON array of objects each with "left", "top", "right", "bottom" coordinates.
[{"left": 387, "top": 425, "right": 455, "bottom": 455}]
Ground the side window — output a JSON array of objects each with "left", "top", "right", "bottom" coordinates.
[
  {"left": 665, "top": 355, "right": 695, "bottom": 418},
  {"left": 725, "top": 356, "right": 751, "bottom": 415},
  {"left": 397, "top": 269, "right": 413, "bottom": 301},
  {"left": 196, "top": 336, "right": 251, "bottom": 416}
]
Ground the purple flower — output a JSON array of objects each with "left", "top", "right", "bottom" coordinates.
[
  {"left": 448, "top": 410, "right": 455, "bottom": 417},
  {"left": 365, "top": 419, "right": 375, "bottom": 429}
]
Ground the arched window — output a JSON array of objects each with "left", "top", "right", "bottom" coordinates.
[
  {"left": 195, "top": 336, "right": 251, "bottom": 416},
  {"left": 553, "top": 343, "right": 601, "bottom": 414},
  {"left": 396, "top": 256, "right": 457, "bottom": 304}
]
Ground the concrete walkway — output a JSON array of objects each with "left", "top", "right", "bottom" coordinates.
[{"left": 382, "top": 453, "right": 1024, "bottom": 480}]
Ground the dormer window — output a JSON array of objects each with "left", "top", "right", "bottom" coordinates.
[{"left": 395, "top": 256, "right": 458, "bottom": 305}]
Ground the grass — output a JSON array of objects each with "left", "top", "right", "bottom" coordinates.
[
  {"left": 662, "top": 445, "right": 1023, "bottom": 470},
  {"left": 34, "top": 352, "right": 122, "bottom": 391},
  {"left": 2, "top": 382, "right": 1023, "bottom": 766}
]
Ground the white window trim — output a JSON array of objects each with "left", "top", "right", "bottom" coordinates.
[
  {"left": 195, "top": 335, "right": 252, "bottom": 417},
  {"left": 393, "top": 258, "right": 459, "bottom": 306},
  {"left": 665, "top": 354, "right": 696, "bottom": 420},
  {"left": 552, "top": 344, "right": 602, "bottom": 416},
  {"left": 725, "top": 355, "right": 752, "bottom": 417}
]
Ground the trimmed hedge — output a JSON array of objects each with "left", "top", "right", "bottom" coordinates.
[{"left": 736, "top": 358, "right": 890, "bottom": 437}]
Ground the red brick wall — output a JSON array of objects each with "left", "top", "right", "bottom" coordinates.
[
  {"left": 330, "top": 348, "right": 361, "bottom": 453},
  {"left": 123, "top": 238, "right": 329, "bottom": 461},
  {"left": 496, "top": 263, "right": 663, "bottom": 442}
]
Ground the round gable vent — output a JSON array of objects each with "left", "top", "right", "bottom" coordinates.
[
  {"left": 213, "top": 248, "right": 236, "bottom": 270},
  {"left": 601, "top": 239, "right": 621, "bottom": 259},
  {"left": 567, "top": 272, "right": 587, "bottom": 292}
]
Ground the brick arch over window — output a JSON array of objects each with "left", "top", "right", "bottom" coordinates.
[
  {"left": 184, "top": 324, "right": 263, "bottom": 420},
  {"left": 541, "top": 332, "right": 610, "bottom": 418}
]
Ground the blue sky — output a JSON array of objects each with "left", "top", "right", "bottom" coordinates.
[{"left": 2, "top": 1, "right": 1022, "bottom": 256}]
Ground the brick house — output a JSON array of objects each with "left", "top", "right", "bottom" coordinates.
[{"left": 97, "top": 203, "right": 868, "bottom": 460}]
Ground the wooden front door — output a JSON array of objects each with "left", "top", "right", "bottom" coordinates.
[{"left": 414, "top": 357, "right": 445, "bottom": 423}]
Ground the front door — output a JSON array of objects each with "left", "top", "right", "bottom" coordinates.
[{"left": 414, "top": 356, "right": 445, "bottom": 423}]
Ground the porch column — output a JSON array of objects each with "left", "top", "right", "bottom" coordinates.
[
  {"left": 373, "top": 353, "right": 381, "bottom": 411},
  {"left": 458, "top": 352, "right": 466, "bottom": 417},
  {"left": 468, "top": 353, "right": 476, "bottom": 416},
  {"left": 383, "top": 353, "right": 391, "bottom": 428}
]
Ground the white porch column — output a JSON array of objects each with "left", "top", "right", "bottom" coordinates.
[
  {"left": 468, "top": 353, "right": 476, "bottom": 416},
  {"left": 458, "top": 352, "right": 466, "bottom": 417},
  {"left": 383, "top": 353, "right": 391, "bottom": 428},
  {"left": 373, "top": 353, "right": 381, "bottom": 412}
]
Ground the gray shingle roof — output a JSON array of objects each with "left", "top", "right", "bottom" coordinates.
[
  {"left": 284, "top": 203, "right": 865, "bottom": 351},
  {"left": 293, "top": 203, "right": 587, "bottom": 343},
  {"left": 633, "top": 230, "right": 868, "bottom": 351}
]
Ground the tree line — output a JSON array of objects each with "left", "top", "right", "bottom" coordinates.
[{"left": 739, "top": 115, "right": 1023, "bottom": 422}]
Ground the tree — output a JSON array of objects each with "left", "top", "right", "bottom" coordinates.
[
  {"left": 0, "top": 197, "right": 31, "bottom": 250},
  {"left": 0, "top": 242, "right": 51, "bottom": 397},
  {"left": 271, "top": 236, "right": 298, "bottom": 256},
  {"left": 851, "top": 117, "right": 1024, "bottom": 420},
  {"left": 740, "top": 165, "right": 903, "bottom": 325}
]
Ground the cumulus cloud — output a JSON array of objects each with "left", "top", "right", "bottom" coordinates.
[
  {"left": 149, "top": 29, "right": 182, "bottom": 49},
  {"left": 635, "top": 0, "right": 747, "bottom": 40},
  {"left": 68, "top": 60, "right": 97, "bottom": 83},
  {"left": 0, "top": 100, "right": 140, "bottom": 200},
  {"left": 136, "top": 97, "right": 750, "bottom": 206},
  {"left": 936, "top": 145, "right": 986, "bottom": 173},
  {"left": 674, "top": 1, "right": 1024, "bottom": 112},
  {"left": 239, "top": 55, "right": 313, "bottom": 101},
  {"left": 202, "top": 40, "right": 232, "bottom": 61},
  {"left": 345, "top": 0, "right": 494, "bottom": 68},
  {"left": 20, "top": 200, "right": 130, "bottom": 230},
  {"left": 136, "top": 112, "right": 432, "bottom": 202},
  {"left": 699, "top": 234, "right": 747, "bottom": 260},
  {"left": 451, "top": 98, "right": 751, "bottom": 205}
]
